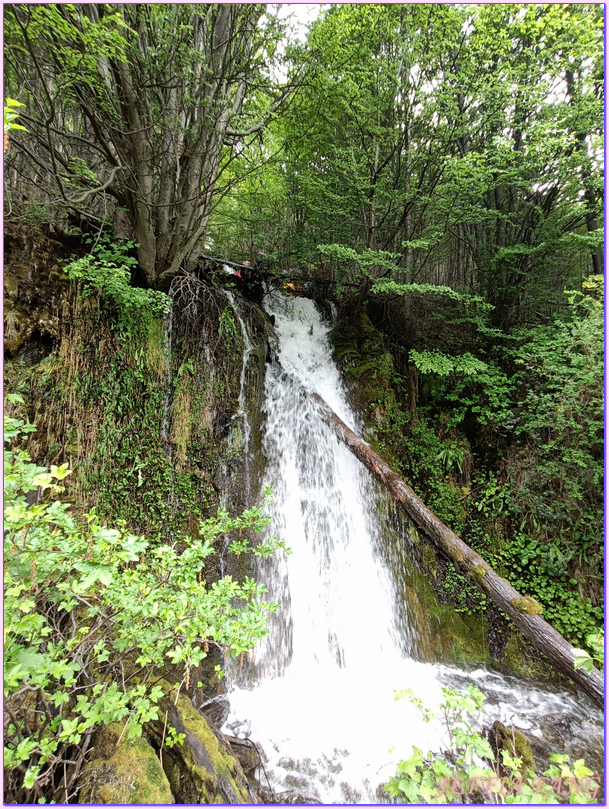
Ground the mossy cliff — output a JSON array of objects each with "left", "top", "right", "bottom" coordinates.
[
  {"left": 4, "top": 227, "right": 269, "bottom": 804},
  {"left": 4, "top": 232, "right": 269, "bottom": 542},
  {"left": 4, "top": 228, "right": 273, "bottom": 667},
  {"left": 375, "top": 494, "right": 489, "bottom": 666}
]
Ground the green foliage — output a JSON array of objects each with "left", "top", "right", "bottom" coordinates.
[
  {"left": 331, "top": 312, "right": 469, "bottom": 537},
  {"left": 164, "top": 726, "right": 186, "bottom": 749},
  {"left": 4, "top": 411, "right": 283, "bottom": 803},
  {"left": 396, "top": 279, "right": 604, "bottom": 645},
  {"left": 395, "top": 418, "right": 468, "bottom": 534},
  {"left": 479, "top": 280, "right": 605, "bottom": 647},
  {"left": 4, "top": 97, "right": 28, "bottom": 133},
  {"left": 215, "top": 3, "right": 603, "bottom": 327},
  {"left": 444, "top": 360, "right": 514, "bottom": 428},
  {"left": 317, "top": 243, "right": 402, "bottom": 283},
  {"left": 218, "top": 307, "right": 238, "bottom": 343},
  {"left": 440, "top": 559, "right": 488, "bottom": 617},
  {"left": 335, "top": 283, "right": 603, "bottom": 644},
  {"left": 493, "top": 533, "right": 603, "bottom": 647},
  {"left": 436, "top": 441, "right": 465, "bottom": 475},
  {"left": 66, "top": 236, "right": 170, "bottom": 338},
  {"left": 410, "top": 349, "right": 487, "bottom": 378},
  {"left": 573, "top": 634, "right": 604, "bottom": 674},
  {"left": 385, "top": 686, "right": 600, "bottom": 804},
  {"left": 410, "top": 346, "right": 514, "bottom": 430},
  {"left": 508, "top": 284, "right": 604, "bottom": 527},
  {"left": 373, "top": 283, "right": 492, "bottom": 311}
]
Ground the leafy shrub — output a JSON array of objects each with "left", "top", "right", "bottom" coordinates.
[
  {"left": 506, "top": 281, "right": 604, "bottom": 545},
  {"left": 66, "top": 236, "right": 170, "bottom": 338},
  {"left": 494, "top": 533, "right": 603, "bottom": 647},
  {"left": 385, "top": 686, "right": 599, "bottom": 804},
  {"left": 4, "top": 400, "right": 284, "bottom": 803},
  {"left": 573, "top": 633, "right": 604, "bottom": 674}
]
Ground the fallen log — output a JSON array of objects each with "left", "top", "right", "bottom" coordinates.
[{"left": 310, "top": 392, "right": 604, "bottom": 708}]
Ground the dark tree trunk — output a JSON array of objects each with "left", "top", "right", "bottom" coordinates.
[{"left": 310, "top": 392, "right": 604, "bottom": 708}]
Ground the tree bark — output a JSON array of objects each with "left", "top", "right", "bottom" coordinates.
[
  {"left": 310, "top": 392, "right": 604, "bottom": 708},
  {"left": 565, "top": 67, "right": 604, "bottom": 276}
]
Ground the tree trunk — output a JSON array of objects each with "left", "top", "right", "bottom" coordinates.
[
  {"left": 565, "top": 67, "right": 604, "bottom": 276},
  {"left": 310, "top": 392, "right": 604, "bottom": 708}
]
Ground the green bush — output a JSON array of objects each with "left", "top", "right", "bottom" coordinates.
[
  {"left": 385, "top": 686, "right": 600, "bottom": 804},
  {"left": 66, "top": 235, "right": 170, "bottom": 339},
  {"left": 494, "top": 533, "right": 603, "bottom": 647},
  {"left": 4, "top": 399, "right": 284, "bottom": 803}
]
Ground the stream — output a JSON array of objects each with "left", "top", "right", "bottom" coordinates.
[{"left": 225, "top": 294, "right": 603, "bottom": 804}]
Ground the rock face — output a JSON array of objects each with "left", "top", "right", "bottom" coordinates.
[
  {"left": 146, "top": 680, "right": 258, "bottom": 804},
  {"left": 78, "top": 722, "right": 173, "bottom": 804}
]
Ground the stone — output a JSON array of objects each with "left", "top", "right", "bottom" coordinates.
[
  {"left": 490, "top": 720, "right": 536, "bottom": 779},
  {"left": 200, "top": 694, "right": 231, "bottom": 728},
  {"left": 224, "top": 734, "right": 261, "bottom": 778},
  {"left": 146, "top": 680, "right": 258, "bottom": 804},
  {"left": 78, "top": 722, "right": 173, "bottom": 804}
]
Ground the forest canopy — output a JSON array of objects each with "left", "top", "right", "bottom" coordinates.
[{"left": 5, "top": 3, "right": 603, "bottom": 316}]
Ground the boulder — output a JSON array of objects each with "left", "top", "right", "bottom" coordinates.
[
  {"left": 200, "top": 693, "right": 231, "bottom": 728},
  {"left": 146, "top": 680, "right": 258, "bottom": 804},
  {"left": 489, "top": 720, "right": 536, "bottom": 778},
  {"left": 224, "top": 734, "right": 260, "bottom": 780},
  {"left": 78, "top": 722, "right": 173, "bottom": 804}
]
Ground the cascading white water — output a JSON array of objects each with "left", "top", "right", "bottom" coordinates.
[
  {"left": 225, "top": 290, "right": 254, "bottom": 455},
  {"left": 160, "top": 297, "right": 174, "bottom": 445},
  {"left": 226, "top": 294, "right": 603, "bottom": 804}
]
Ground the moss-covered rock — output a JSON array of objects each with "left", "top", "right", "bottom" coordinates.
[
  {"left": 403, "top": 568, "right": 490, "bottom": 664},
  {"left": 421, "top": 542, "right": 438, "bottom": 578},
  {"left": 501, "top": 631, "right": 549, "bottom": 680},
  {"left": 490, "top": 720, "right": 536, "bottom": 779},
  {"left": 373, "top": 506, "right": 489, "bottom": 665},
  {"left": 78, "top": 722, "right": 173, "bottom": 804},
  {"left": 146, "top": 680, "right": 257, "bottom": 804}
]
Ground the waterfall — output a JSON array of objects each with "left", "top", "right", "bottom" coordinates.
[
  {"left": 160, "top": 296, "right": 174, "bottom": 445},
  {"left": 224, "top": 290, "right": 254, "bottom": 457},
  {"left": 226, "top": 294, "right": 603, "bottom": 804},
  {"left": 159, "top": 294, "right": 177, "bottom": 540}
]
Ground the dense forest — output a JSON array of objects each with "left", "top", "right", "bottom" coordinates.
[{"left": 4, "top": 3, "right": 604, "bottom": 804}]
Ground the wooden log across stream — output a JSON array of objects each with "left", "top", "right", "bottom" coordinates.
[{"left": 310, "top": 392, "right": 604, "bottom": 708}]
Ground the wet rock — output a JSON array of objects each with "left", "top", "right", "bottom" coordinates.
[
  {"left": 262, "top": 788, "right": 322, "bottom": 804},
  {"left": 200, "top": 693, "right": 230, "bottom": 728},
  {"left": 15, "top": 330, "right": 54, "bottom": 365},
  {"left": 78, "top": 722, "right": 173, "bottom": 804},
  {"left": 224, "top": 734, "right": 261, "bottom": 777},
  {"left": 227, "top": 717, "right": 252, "bottom": 738},
  {"left": 146, "top": 679, "right": 257, "bottom": 804},
  {"left": 489, "top": 720, "right": 536, "bottom": 778}
]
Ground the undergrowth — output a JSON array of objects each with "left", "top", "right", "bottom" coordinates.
[{"left": 331, "top": 285, "right": 604, "bottom": 654}]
